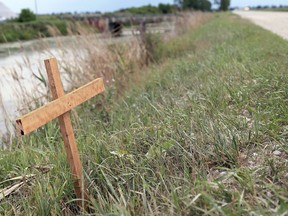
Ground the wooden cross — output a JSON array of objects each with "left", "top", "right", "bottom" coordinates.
[{"left": 16, "top": 58, "right": 105, "bottom": 208}]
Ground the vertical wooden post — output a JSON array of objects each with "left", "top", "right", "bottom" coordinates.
[{"left": 44, "top": 58, "right": 88, "bottom": 207}]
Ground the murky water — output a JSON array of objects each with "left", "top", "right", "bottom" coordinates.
[
  {"left": 0, "top": 36, "right": 83, "bottom": 136},
  {"left": 0, "top": 33, "right": 134, "bottom": 136},
  {"left": 0, "top": 23, "right": 174, "bottom": 139}
]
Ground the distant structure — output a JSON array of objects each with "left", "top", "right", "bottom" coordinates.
[
  {"left": 68, "top": 14, "right": 174, "bottom": 35},
  {"left": 0, "top": 1, "right": 17, "bottom": 21}
]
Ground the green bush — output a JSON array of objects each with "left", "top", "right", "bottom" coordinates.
[
  {"left": 18, "top": 9, "right": 36, "bottom": 22},
  {"left": 220, "top": 0, "right": 230, "bottom": 11},
  {"left": 176, "top": 0, "right": 212, "bottom": 11},
  {"left": 215, "top": 0, "right": 231, "bottom": 11},
  {"left": 53, "top": 21, "right": 68, "bottom": 35},
  {"left": 117, "top": 4, "right": 176, "bottom": 14},
  {"left": 158, "top": 3, "right": 176, "bottom": 14},
  {"left": 118, "top": 5, "right": 160, "bottom": 14}
]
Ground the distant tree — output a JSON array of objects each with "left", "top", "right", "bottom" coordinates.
[
  {"left": 158, "top": 3, "right": 175, "bottom": 14},
  {"left": 18, "top": 9, "right": 36, "bottom": 22},
  {"left": 116, "top": 4, "right": 175, "bottom": 15},
  {"left": 118, "top": 5, "right": 159, "bottom": 14},
  {"left": 201, "top": 0, "right": 212, "bottom": 11},
  {"left": 215, "top": 0, "right": 230, "bottom": 11},
  {"left": 256, "top": 5, "right": 262, "bottom": 9},
  {"left": 182, "top": 0, "right": 195, "bottom": 9},
  {"left": 183, "top": 0, "right": 212, "bottom": 11}
]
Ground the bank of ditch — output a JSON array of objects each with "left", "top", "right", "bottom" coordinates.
[{"left": 1, "top": 13, "right": 288, "bottom": 215}]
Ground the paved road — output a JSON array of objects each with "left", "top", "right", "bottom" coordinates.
[{"left": 234, "top": 11, "right": 288, "bottom": 40}]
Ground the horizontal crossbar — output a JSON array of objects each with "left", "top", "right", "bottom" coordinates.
[{"left": 16, "top": 78, "right": 105, "bottom": 135}]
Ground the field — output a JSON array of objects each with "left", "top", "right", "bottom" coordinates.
[{"left": 1, "top": 13, "right": 288, "bottom": 215}]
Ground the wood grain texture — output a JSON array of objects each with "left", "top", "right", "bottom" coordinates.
[
  {"left": 44, "top": 58, "right": 88, "bottom": 207},
  {"left": 16, "top": 74, "right": 105, "bottom": 135},
  {"left": 15, "top": 58, "right": 106, "bottom": 209}
]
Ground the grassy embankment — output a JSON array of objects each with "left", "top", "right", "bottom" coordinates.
[
  {"left": 1, "top": 13, "right": 288, "bottom": 214},
  {"left": 252, "top": 8, "right": 288, "bottom": 12},
  {"left": 0, "top": 15, "right": 94, "bottom": 43}
]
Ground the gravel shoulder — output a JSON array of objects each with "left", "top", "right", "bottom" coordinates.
[{"left": 234, "top": 11, "right": 288, "bottom": 40}]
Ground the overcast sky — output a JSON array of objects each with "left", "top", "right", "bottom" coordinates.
[{"left": 1, "top": 0, "right": 288, "bottom": 14}]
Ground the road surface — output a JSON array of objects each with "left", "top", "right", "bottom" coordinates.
[{"left": 234, "top": 11, "right": 288, "bottom": 40}]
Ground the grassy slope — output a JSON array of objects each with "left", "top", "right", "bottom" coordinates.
[{"left": 1, "top": 13, "right": 288, "bottom": 214}]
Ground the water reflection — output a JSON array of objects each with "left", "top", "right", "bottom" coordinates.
[{"left": 0, "top": 37, "right": 77, "bottom": 135}]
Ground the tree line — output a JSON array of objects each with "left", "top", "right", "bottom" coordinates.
[
  {"left": 117, "top": 0, "right": 230, "bottom": 15},
  {"left": 117, "top": 4, "right": 176, "bottom": 14}
]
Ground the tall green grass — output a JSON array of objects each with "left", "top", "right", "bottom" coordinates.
[{"left": 1, "top": 13, "right": 288, "bottom": 215}]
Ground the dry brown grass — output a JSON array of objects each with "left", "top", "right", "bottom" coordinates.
[
  {"left": 0, "top": 12, "right": 213, "bottom": 144},
  {"left": 167, "top": 12, "right": 213, "bottom": 39}
]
